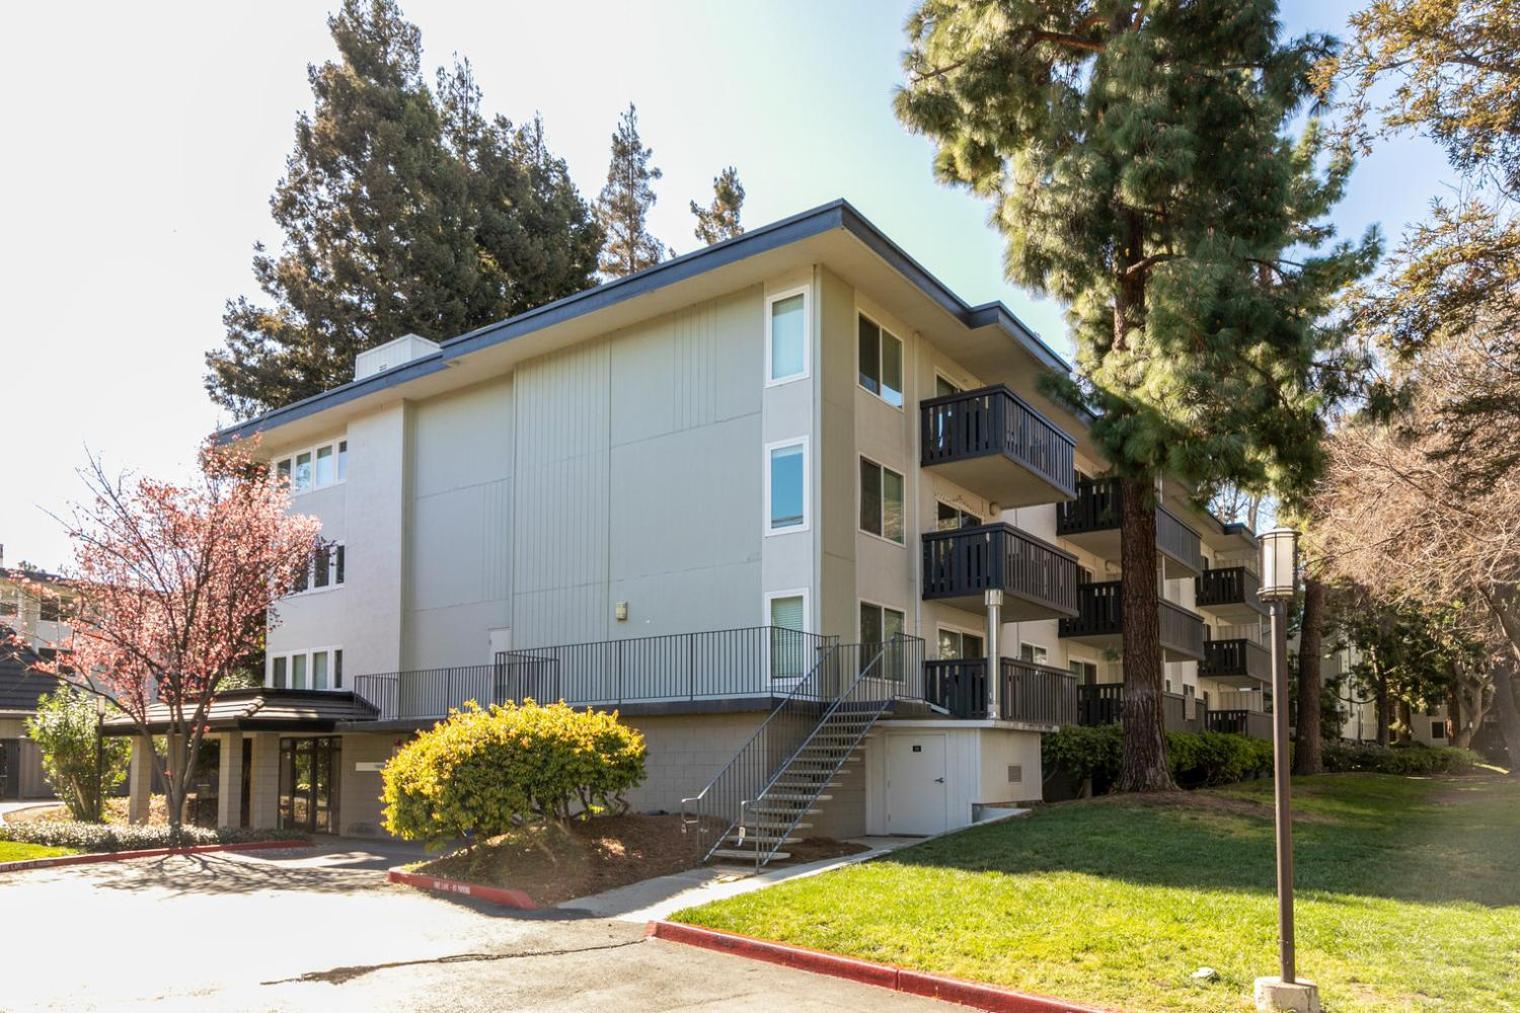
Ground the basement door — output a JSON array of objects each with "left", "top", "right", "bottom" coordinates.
[{"left": 885, "top": 733, "right": 949, "bottom": 835}]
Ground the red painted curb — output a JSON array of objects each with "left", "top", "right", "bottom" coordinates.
[
  {"left": 387, "top": 869, "right": 537, "bottom": 910},
  {"left": 0, "top": 839, "right": 312, "bottom": 874},
  {"left": 647, "top": 921, "right": 1107, "bottom": 1013}
]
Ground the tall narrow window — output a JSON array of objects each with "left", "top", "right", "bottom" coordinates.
[
  {"left": 293, "top": 452, "right": 313, "bottom": 493},
  {"left": 334, "top": 649, "right": 343, "bottom": 689},
  {"left": 767, "top": 290, "right": 807, "bottom": 383},
  {"left": 337, "top": 440, "right": 348, "bottom": 481},
  {"left": 272, "top": 656, "right": 287, "bottom": 689},
  {"left": 335, "top": 544, "right": 346, "bottom": 586},
  {"left": 315, "top": 445, "right": 335, "bottom": 486},
  {"left": 312, "top": 650, "right": 329, "bottom": 690},
  {"left": 313, "top": 545, "right": 330, "bottom": 589},
  {"left": 858, "top": 314, "right": 903, "bottom": 407},
  {"left": 276, "top": 458, "right": 292, "bottom": 485},
  {"left": 859, "top": 458, "right": 904, "bottom": 543},
  {"left": 767, "top": 441, "right": 807, "bottom": 532},
  {"left": 768, "top": 593, "right": 807, "bottom": 680},
  {"left": 291, "top": 654, "right": 307, "bottom": 690}
]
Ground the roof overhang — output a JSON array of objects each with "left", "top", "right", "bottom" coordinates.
[
  {"left": 214, "top": 200, "right": 1090, "bottom": 454},
  {"left": 101, "top": 688, "right": 380, "bottom": 736}
]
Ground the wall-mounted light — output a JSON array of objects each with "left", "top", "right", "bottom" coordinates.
[{"left": 614, "top": 601, "right": 629, "bottom": 622}]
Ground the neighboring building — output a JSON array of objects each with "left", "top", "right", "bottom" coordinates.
[
  {"left": 0, "top": 556, "right": 71, "bottom": 800},
  {"left": 114, "top": 201, "right": 1269, "bottom": 858}
]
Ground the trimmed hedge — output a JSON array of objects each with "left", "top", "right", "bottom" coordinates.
[
  {"left": 1323, "top": 741, "right": 1479, "bottom": 775},
  {"left": 1042, "top": 724, "right": 1276, "bottom": 792},
  {"left": 382, "top": 700, "right": 647, "bottom": 845},
  {"left": 0, "top": 821, "right": 305, "bottom": 853}
]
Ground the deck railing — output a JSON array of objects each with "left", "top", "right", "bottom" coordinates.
[
  {"left": 1076, "top": 683, "right": 1202, "bottom": 733},
  {"left": 1156, "top": 506, "right": 1204, "bottom": 572},
  {"left": 1206, "top": 708, "right": 1274, "bottom": 740},
  {"left": 1159, "top": 600, "right": 1207, "bottom": 659},
  {"left": 925, "top": 657, "right": 1077, "bottom": 725},
  {"left": 1056, "top": 477, "right": 1203, "bottom": 572},
  {"left": 921, "top": 523, "right": 1078, "bottom": 613},
  {"left": 1195, "top": 566, "right": 1263, "bottom": 612},
  {"left": 919, "top": 385, "right": 1076, "bottom": 497},
  {"left": 352, "top": 626, "right": 838, "bottom": 722},
  {"left": 1201, "top": 638, "right": 1272, "bottom": 682}
]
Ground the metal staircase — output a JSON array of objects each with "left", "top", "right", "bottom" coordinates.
[{"left": 682, "top": 636, "right": 924, "bottom": 868}]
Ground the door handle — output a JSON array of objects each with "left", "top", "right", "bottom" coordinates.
[{"left": 934, "top": 777, "right": 945, "bottom": 783}]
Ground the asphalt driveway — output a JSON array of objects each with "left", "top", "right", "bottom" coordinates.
[{"left": 0, "top": 841, "right": 944, "bottom": 1011}]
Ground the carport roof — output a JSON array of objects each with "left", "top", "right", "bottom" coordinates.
[{"left": 102, "top": 687, "right": 379, "bottom": 735}]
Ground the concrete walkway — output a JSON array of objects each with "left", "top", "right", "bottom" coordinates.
[{"left": 0, "top": 800, "right": 56, "bottom": 823}]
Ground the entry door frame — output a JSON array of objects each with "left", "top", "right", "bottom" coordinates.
[{"left": 885, "top": 732, "right": 949, "bottom": 835}]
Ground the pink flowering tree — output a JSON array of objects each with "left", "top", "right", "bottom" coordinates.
[{"left": 2, "top": 440, "right": 321, "bottom": 833}]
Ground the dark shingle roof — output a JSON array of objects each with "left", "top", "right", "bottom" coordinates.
[
  {"left": 102, "top": 687, "right": 379, "bottom": 735},
  {"left": 0, "top": 654, "right": 62, "bottom": 713}
]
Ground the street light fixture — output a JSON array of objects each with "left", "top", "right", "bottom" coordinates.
[{"left": 1255, "top": 527, "right": 1318, "bottom": 1012}]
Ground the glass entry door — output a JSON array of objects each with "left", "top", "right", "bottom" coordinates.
[{"left": 278, "top": 737, "right": 341, "bottom": 833}]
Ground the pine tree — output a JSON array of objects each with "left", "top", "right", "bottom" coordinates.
[
  {"left": 897, "top": 1, "right": 1376, "bottom": 791},
  {"left": 207, "top": 1, "right": 601, "bottom": 419},
  {"left": 691, "top": 166, "right": 746, "bottom": 245},
  {"left": 597, "top": 104, "right": 666, "bottom": 278}
]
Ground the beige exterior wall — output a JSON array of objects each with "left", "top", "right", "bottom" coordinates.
[
  {"left": 338, "top": 732, "right": 404, "bottom": 837},
  {"left": 863, "top": 721, "right": 1043, "bottom": 835}
]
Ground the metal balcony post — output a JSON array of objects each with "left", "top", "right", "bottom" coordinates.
[{"left": 985, "top": 589, "right": 1003, "bottom": 720}]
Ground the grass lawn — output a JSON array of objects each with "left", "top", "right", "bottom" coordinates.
[
  {"left": 673, "top": 774, "right": 1520, "bottom": 1011},
  {"left": 0, "top": 841, "right": 78, "bottom": 863}
]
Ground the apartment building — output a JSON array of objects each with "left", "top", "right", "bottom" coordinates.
[
  {"left": 0, "top": 557, "right": 72, "bottom": 800},
  {"left": 114, "top": 201, "right": 1269, "bottom": 859}
]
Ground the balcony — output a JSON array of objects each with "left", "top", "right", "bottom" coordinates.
[
  {"left": 1057, "top": 581, "right": 1206, "bottom": 661},
  {"left": 1055, "top": 477, "right": 1204, "bottom": 577},
  {"left": 1076, "top": 683, "right": 1204, "bottom": 733},
  {"left": 921, "top": 523, "right": 1079, "bottom": 620},
  {"left": 1200, "top": 637, "right": 1272, "bottom": 686},
  {"left": 1194, "top": 566, "right": 1266, "bottom": 619},
  {"left": 919, "top": 385, "right": 1077, "bottom": 506},
  {"left": 1205, "top": 708, "right": 1273, "bottom": 740},
  {"left": 924, "top": 657, "right": 1077, "bottom": 726}
]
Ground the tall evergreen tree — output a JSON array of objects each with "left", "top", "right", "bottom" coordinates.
[
  {"left": 207, "top": 1, "right": 600, "bottom": 419},
  {"left": 897, "top": 1, "right": 1376, "bottom": 790},
  {"left": 597, "top": 104, "right": 667, "bottom": 278},
  {"left": 691, "top": 166, "right": 746, "bottom": 245}
]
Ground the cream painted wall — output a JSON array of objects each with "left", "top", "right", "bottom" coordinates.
[{"left": 863, "top": 721, "right": 1043, "bottom": 835}]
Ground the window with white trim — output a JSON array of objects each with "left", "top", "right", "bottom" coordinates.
[
  {"left": 858, "top": 313, "right": 903, "bottom": 407},
  {"left": 937, "top": 627, "right": 984, "bottom": 660},
  {"left": 766, "top": 288, "right": 809, "bottom": 384},
  {"left": 859, "top": 601, "right": 905, "bottom": 645},
  {"left": 766, "top": 439, "right": 808, "bottom": 533},
  {"left": 269, "top": 647, "right": 344, "bottom": 690},
  {"left": 272, "top": 439, "right": 348, "bottom": 495},
  {"left": 1019, "top": 642, "right": 1049, "bottom": 665},
  {"left": 290, "top": 543, "right": 345, "bottom": 596},
  {"left": 766, "top": 590, "right": 809, "bottom": 679},
  {"left": 859, "top": 457, "right": 904, "bottom": 544},
  {"left": 936, "top": 501, "right": 982, "bottom": 531}
]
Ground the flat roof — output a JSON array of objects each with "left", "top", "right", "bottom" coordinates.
[{"left": 216, "top": 199, "right": 1073, "bottom": 444}]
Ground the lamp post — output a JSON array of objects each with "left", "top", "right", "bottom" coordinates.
[
  {"left": 1255, "top": 528, "right": 1317, "bottom": 1012},
  {"left": 94, "top": 693, "right": 106, "bottom": 823}
]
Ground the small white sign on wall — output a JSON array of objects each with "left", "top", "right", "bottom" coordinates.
[{"left": 354, "top": 761, "right": 385, "bottom": 773}]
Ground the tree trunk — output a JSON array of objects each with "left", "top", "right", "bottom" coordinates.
[
  {"left": 1396, "top": 699, "right": 1413, "bottom": 743},
  {"left": 1447, "top": 684, "right": 1469, "bottom": 749},
  {"left": 1116, "top": 475, "right": 1176, "bottom": 792},
  {"left": 1489, "top": 603, "right": 1520, "bottom": 776},
  {"left": 1374, "top": 668, "right": 1390, "bottom": 746},
  {"left": 1293, "top": 574, "right": 1325, "bottom": 775}
]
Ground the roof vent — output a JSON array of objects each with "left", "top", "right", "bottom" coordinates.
[{"left": 355, "top": 333, "right": 441, "bottom": 381}]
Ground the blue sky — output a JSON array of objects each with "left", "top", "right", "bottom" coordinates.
[{"left": 1, "top": 1, "right": 1451, "bottom": 569}]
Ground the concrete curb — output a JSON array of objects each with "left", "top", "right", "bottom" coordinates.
[
  {"left": 387, "top": 868, "right": 537, "bottom": 909},
  {"left": 647, "top": 920, "right": 1108, "bottom": 1012},
  {"left": 0, "top": 838, "right": 313, "bottom": 874}
]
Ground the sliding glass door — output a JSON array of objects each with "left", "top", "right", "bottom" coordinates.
[{"left": 278, "top": 737, "right": 341, "bottom": 834}]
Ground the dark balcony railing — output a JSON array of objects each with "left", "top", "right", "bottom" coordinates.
[
  {"left": 1200, "top": 638, "right": 1272, "bottom": 682},
  {"left": 1206, "top": 708, "right": 1274, "bottom": 740},
  {"left": 919, "top": 385, "right": 1077, "bottom": 499},
  {"left": 352, "top": 626, "right": 839, "bottom": 722},
  {"left": 925, "top": 657, "right": 1077, "bottom": 725},
  {"left": 1195, "top": 566, "right": 1264, "bottom": 613},
  {"left": 1059, "top": 582, "right": 1205, "bottom": 660},
  {"left": 921, "top": 523, "right": 1078, "bottom": 616},
  {"left": 1076, "top": 684, "right": 1202, "bottom": 733},
  {"left": 1056, "top": 477, "right": 1203, "bottom": 573}
]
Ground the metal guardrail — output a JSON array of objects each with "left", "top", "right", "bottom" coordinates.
[
  {"left": 680, "top": 636, "right": 924, "bottom": 865},
  {"left": 919, "top": 385, "right": 1077, "bottom": 498},
  {"left": 1195, "top": 566, "right": 1264, "bottom": 612},
  {"left": 924, "top": 657, "right": 1076, "bottom": 725},
  {"left": 352, "top": 626, "right": 836, "bottom": 721},
  {"left": 921, "top": 523, "right": 1078, "bottom": 613}
]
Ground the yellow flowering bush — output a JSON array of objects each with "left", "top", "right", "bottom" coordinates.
[{"left": 381, "top": 700, "right": 647, "bottom": 843}]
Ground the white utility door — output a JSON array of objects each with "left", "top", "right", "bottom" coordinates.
[
  {"left": 885, "top": 734, "right": 949, "bottom": 835},
  {"left": 488, "top": 627, "right": 512, "bottom": 662}
]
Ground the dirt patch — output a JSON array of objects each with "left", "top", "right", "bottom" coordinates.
[
  {"left": 768, "top": 837, "right": 871, "bottom": 865},
  {"left": 412, "top": 814, "right": 719, "bottom": 906}
]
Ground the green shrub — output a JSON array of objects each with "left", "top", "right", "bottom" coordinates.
[
  {"left": 1043, "top": 725, "right": 1274, "bottom": 792},
  {"left": 0, "top": 821, "right": 302, "bottom": 853},
  {"left": 23, "top": 686, "right": 130, "bottom": 822},
  {"left": 381, "top": 700, "right": 647, "bottom": 845},
  {"left": 1323, "top": 742, "right": 1479, "bottom": 775}
]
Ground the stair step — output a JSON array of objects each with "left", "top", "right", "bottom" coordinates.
[
  {"left": 727, "top": 834, "right": 801, "bottom": 847},
  {"left": 751, "top": 807, "right": 821, "bottom": 818},
  {"left": 763, "top": 793, "right": 833, "bottom": 802},
  {"left": 744, "top": 820, "right": 812, "bottom": 831},
  {"left": 774, "top": 781, "right": 841, "bottom": 791},
  {"left": 711, "top": 849, "right": 791, "bottom": 861}
]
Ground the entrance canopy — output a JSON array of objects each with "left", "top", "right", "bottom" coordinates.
[{"left": 101, "top": 687, "right": 379, "bottom": 736}]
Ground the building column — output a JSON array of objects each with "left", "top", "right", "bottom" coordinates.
[
  {"left": 985, "top": 589, "right": 1004, "bottom": 720},
  {"left": 246, "top": 733, "right": 281, "bottom": 830},
  {"left": 127, "top": 733, "right": 153, "bottom": 824},
  {"left": 216, "top": 732, "right": 244, "bottom": 828}
]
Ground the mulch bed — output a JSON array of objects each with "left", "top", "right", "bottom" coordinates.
[{"left": 408, "top": 815, "right": 870, "bottom": 906}]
